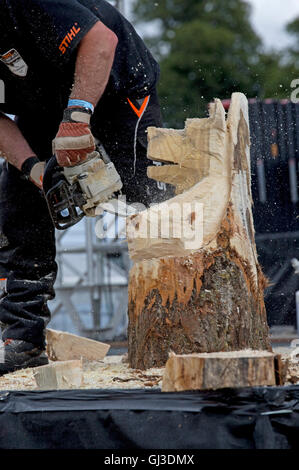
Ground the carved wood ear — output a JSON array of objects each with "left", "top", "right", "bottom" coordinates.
[{"left": 146, "top": 98, "right": 227, "bottom": 194}]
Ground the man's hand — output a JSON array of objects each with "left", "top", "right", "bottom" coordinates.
[
  {"left": 21, "top": 157, "right": 45, "bottom": 189},
  {"left": 53, "top": 107, "right": 96, "bottom": 167}
]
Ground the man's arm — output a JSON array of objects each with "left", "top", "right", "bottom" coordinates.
[
  {"left": 0, "top": 114, "right": 36, "bottom": 170},
  {"left": 53, "top": 21, "right": 118, "bottom": 167},
  {"left": 70, "top": 21, "right": 118, "bottom": 107},
  {"left": 0, "top": 114, "right": 45, "bottom": 188},
  {"left": 0, "top": 21, "right": 118, "bottom": 174}
]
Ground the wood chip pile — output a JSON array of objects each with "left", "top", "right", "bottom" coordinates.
[
  {"left": 0, "top": 347, "right": 297, "bottom": 392},
  {"left": 0, "top": 355, "right": 165, "bottom": 391}
]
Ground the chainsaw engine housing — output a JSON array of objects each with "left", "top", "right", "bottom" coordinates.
[{"left": 43, "top": 147, "right": 123, "bottom": 230}]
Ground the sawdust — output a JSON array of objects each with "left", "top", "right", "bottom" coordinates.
[
  {"left": 284, "top": 348, "right": 299, "bottom": 385},
  {"left": 0, "top": 350, "right": 298, "bottom": 391},
  {"left": 0, "top": 355, "right": 165, "bottom": 391},
  {"left": 287, "top": 361, "right": 299, "bottom": 385}
]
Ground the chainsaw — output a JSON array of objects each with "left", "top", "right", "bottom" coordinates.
[{"left": 43, "top": 144, "right": 137, "bottom": 230}]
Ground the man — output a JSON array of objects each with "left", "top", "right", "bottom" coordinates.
[{"left": 0, "top": 0, "right": 168, "bottom": 375}]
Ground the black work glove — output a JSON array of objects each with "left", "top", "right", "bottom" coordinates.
[{"left": 21, "top": 156, "right": 45, "bottom": 189}]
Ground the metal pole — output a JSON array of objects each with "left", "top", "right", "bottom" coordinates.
[
  {"left": 288, "top": 158, "right": 298, "bottom": 204},
  {"left": 85, "top": 218, "right": 94, "bottom": 287},
  {"left": 256, "top": 158, "right": 267, "bottom": 203}
]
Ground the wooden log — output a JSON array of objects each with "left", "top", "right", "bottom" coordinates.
[
  {"left": 274, "top": 354, "right": 288, "bottom": 386},
  {"left": 127, "top": 93, "right": 271, "bottom": 370},
  {"left": 162, "top": 351, "right": 276, "bottom": 391},
  {"left": 33, "top": 360, "right": 83, "bottom": 390},
  {"left": 46, "top": 329, "right": 110, "bottom": 362}
]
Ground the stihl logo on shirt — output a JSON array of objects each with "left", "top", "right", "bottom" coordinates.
[
  {"left": 59, "top": 23, "right": 81, "bottom": 55},
  {"left": 0, "top": 49, "right": 28, "bottom": 77}
]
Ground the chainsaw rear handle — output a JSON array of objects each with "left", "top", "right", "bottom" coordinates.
[{"left": 43, "top": 156, "right": 85, "bottom": 230}]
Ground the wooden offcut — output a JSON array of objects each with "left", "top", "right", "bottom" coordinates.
[
  {"left": 46, "top": 329, "right": 110, "bottom": 362},
  {"left": 127, "top": 93, "right": 271, "bottom": 370},
  {"left": 33, "top": 360, "right": 83, "bottom": 390},
  {"left": 274, "top": 354, "right": 288, "bottom": 386},
  {"left": 162, "top": 351, "right": 276, "bottom": 391}
]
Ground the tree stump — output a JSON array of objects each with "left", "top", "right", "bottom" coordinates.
[{"left": 127, "top": 93, "right": 271, "bottom": 370}]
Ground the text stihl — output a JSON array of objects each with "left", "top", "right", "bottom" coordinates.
[{"left": 59, "top": 24, "right": 81, "bottom": 55}]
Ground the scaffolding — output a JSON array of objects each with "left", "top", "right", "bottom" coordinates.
[{"left": 49, "top": 215, "right": 131, "bottom": 340}]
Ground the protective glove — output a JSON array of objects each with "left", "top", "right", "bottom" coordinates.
[
  {"left": 21, "top": 157, "right": 45, "bottom": 189},
  {"left": 52, "top": 106, "right": 95, "bottom": 167}
]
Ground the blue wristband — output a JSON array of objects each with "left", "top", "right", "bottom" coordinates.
[{"left": 68, "top": 99, "right": 94, "bottom": 113}]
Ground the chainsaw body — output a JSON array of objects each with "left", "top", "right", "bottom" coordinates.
[{"left": 43, "top": 146, "right": 123, "bottom": 230}]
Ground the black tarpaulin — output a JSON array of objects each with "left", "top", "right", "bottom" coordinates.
[{"left": 0, "top": 386, "right": 298, "bottom": 449}]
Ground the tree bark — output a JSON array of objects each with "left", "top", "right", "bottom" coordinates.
[{"left": 127, "top": 93, "right": 271, "bottom": 370}]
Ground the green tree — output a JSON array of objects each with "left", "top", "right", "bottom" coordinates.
[
  {"left": 286, "top": 16, "right": 299, "bottom": 65},
  {"left": 255, "top": 16, "right": 299, "bottom": 101},
  {"left": 132, "top": 0, "right": 299, "bottom": 127}
]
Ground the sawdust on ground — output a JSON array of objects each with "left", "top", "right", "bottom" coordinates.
[
  {"left": 285, "top": 353, "right": 299, "bottom": 385},
  {"left": 0, "top": 354, "right": 165, "bottom": 391},
  {"left": 0, "top": 349, "right": 298, "bottom": 391},
  {"left": 274, "top": 347, "right": 299, "bottom": 385}
]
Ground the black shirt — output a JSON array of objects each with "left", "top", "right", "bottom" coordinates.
[{"left": 0, "top": 0, "right": 160, "bottom": 117}]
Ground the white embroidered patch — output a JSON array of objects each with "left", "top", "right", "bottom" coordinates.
[{"left": 0, "top": 49, "right": 28, "bottom": 77}]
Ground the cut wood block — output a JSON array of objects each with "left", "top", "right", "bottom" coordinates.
[
  {"left": 33, "top": 360, "right": 83, "bottom": 390},
  {"left": 162, "top": 350, "right": 276, "bottom": 391},
  {"left": 46, "top": 329, "right": 110, "bottom": 362},
  {"left": 274, "top": 354, "right": 288, "bottom": 386}
]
